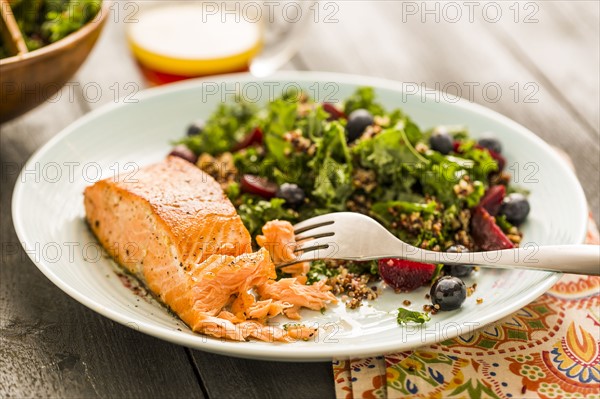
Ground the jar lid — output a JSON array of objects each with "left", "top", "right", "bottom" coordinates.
[{"left": 127, "top": 4, "right": 262, "bottom": 76}]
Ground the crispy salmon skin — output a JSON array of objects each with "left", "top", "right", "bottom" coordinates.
[{"left": 84, "top": 156, "right": 335, "bottom": 342}]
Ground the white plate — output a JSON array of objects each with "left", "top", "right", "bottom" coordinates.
[{"left": 12, "top": 72, "right": 588, "bottom": 361}]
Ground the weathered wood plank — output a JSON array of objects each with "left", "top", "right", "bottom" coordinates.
[
  {"left": 1, "top": 93, "right": 204, "bottom": 399},
  {"left": 189, "top": 351, "right": 336, "bottom": 399},
  {"left": 489, "top": 1, "right": 599, "bottom": 134},
  {"left": 293, "top": 1, "right": 599, "bottom": 223}
]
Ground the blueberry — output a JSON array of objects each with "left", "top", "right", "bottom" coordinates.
[
  {"left": 444, "top": 265, "right": 473, "bottom": 278},
  {"left": 276, "top": 183, "right": 305, "bottom": 207},
  {"left": 345, "top": 109, "right": 374, "bottom": 143},
  {"left": 186, "top": 119, "right": 205, "bottom": 136},
  {"left": 499, "top": 193, "right": 530, "bottom": 225},
  {"left": 442, "top": 245, "right": 473, "bottom": 277},
  {"left": 430, "top": 276, "right": 467, "bottom": 311},
  {"left": 429, "top": 128, "right": 453, "bottom": 155},
  {"left": 478, "top": 134, "right": 502, "bottom": 154}
]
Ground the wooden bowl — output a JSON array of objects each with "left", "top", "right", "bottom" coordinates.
[{"left": 0, "top": 1, "right": 110, "bottom": 123}]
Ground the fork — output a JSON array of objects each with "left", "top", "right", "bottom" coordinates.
[{"left": 287, "top": 212, "right": 600, "bottom": 275}]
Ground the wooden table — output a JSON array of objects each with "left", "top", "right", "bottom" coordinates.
[{"left": 1, "top": 2, "right": 598, "bottom": 397}]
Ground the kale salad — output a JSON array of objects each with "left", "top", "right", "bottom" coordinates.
[
  {"left": 171, "top": 87, "right": 531, "bottom": 316},
  {"left": 0, "top": 0, "right": 101, "bottom": 59}
]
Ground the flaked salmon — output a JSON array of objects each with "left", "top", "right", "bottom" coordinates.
[
  {"left": 256, "top": 220, "right": 296, "bottom": 264},
  {"left": 84, "top": 156, "right": 335, "bottom": 342},
  {"left": 257, "top": 220, "right": 311, "bottom": 276},
  {"left": 257, "top": 278, "right": 337, "bottom": 320}
]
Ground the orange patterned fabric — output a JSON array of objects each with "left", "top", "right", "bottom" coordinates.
[{"left": 333, "top": 216, "right": 599, "bottom": 399}]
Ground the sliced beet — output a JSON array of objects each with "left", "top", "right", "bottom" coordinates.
[
  {"left": 240, "top": 174, "right": 277, "bottom": 198},
  {"left": 378, "top": 258, "right": 437, "bottom": 292},
  {"left": 452, "top": 140, "right": 462, "bottom": 153},
  {"left": 322, "top": 103, "right": 346, "bottom": 121},
  {"left": 169, "top": 145, "right": 198, "bottom": 164},
  {"left": 232, "top": 127, "right": 263, "bottom": 151},
  {"left": 471, "top": 207, "right": 515, "bottom": 251},
  {"left": 478, "top": 185, "right": 506, "bottom": 216}
]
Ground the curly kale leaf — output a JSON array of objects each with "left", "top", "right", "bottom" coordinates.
[
  {"left": 178, "top": 101, "right": 258, "bottom": 155},
  {"left": 397, "top": 308, "right": 431, "bottom": 325},
  {"left": 237, "top": 197, "right": 298, "bottom": 240},
  {"left": 309, "top": 122, "right": 353, "bottom": 210}
]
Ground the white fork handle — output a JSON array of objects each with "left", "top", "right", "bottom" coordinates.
[{"left": 403, "top": 245, "right": 600, "bottom": 275}]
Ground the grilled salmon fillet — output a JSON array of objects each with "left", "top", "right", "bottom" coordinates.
[
  {"left": 84, "top": 156, "right": 334, "bottom": 342},
  {"left": 84, "top": 156, "right": 252, "bottom": 276}
]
